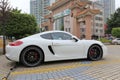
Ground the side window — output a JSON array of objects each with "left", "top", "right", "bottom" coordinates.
[
  {"left": 40, "top": 33, "right": 52, "bottom": 40},
  {"left": 51, "top": 32, "right": 72, "bottom": 40},
  {"left": 62, "top": 33, "right": 72, "bottom": 40}
]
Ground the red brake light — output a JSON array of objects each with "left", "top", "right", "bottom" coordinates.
[{"left": 9, "top": 41, "right": 23, "bottom": 46}]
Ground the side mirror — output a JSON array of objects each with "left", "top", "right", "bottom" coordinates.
[{"left": 72, "top": 36, "right": 78, "bottom": 42}]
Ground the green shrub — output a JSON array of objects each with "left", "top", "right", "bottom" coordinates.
[{"left": 112, "top": 28, "right": 120, "bottom": 38}]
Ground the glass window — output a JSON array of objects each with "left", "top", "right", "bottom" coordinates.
[
  {"left": 81, "top": 28, "right": 85, "bottom": 32},
  {"left": 100, "top": 24, "right": 103, "bottom": 27},
  {"left": 40, "top": 33, "right": 52, "bottom": 40},
  {"left": 96, "top": 29, "right": 98, "bottom": 32},
  {"left": 100, "top": 30, "right": 103, "bottom": 33},
  {"left": 51, "top": 32, "right": 72, "bottom": 40},
  {"left": 96, "top": 23, "right": 99, "bottom": 26},
  {"left": 65, "top": 28, "right": 67, "bottom": 32},
  {"left": 68, "top": 28, "right": 71, "bottom": 32}
]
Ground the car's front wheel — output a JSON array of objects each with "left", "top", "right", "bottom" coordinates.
[
  {"left": 20, "top": 46, "right": 43, "bottom": 67},
  {"left": 88, "top": 45, "right": 103, "bottom": 61}
]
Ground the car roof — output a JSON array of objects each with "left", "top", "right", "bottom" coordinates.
[{"left": 39, "top": 30, "right": 72, "bottom": 35}]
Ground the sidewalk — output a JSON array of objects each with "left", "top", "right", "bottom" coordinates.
[{"left": 0, "top": 55, "right": 16, "bottom": 79}]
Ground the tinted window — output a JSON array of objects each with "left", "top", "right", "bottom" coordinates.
[
  {"left": 40, "top": 33, "right": 52, "bottom": 40},
  {"left": 51, "top": 32, "right": 72, "bottom": 40}
]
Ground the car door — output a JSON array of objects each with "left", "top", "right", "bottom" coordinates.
[
  {"left": 118, "top": 38, "right": 120, "bottom": 44},
  {"left": 51, "top": 32, "right": 85, "bottom": 58}
]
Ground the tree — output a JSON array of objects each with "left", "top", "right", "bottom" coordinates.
[
  {"left": 0, "top": 0, "right": 11, "bottom": 34},
  {"left": 12, "top": 8, "right": 21, "bottom": 13},
  {"left": 5, "top": 10, "right": 38, "bottom": 39},
  {"left": 112, "top": 28, "right": 120, "bottom": 38},
  {"left": 0, "top": 0, "right": 11, "bottom": 54},
  {"left": 106, "top": 8, "right": 120, "bottom": 34}
]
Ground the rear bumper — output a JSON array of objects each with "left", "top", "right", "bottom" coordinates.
[
  {"left": 5, "top": 45, "right": 22, "bottom": 62},
  {"left": 5, "top": 54, "right": 12, "bottom": 61}
]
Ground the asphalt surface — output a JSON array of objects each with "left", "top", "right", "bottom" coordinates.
[{"left": 0, "top": 45, "right": 120, "bottom": 80}]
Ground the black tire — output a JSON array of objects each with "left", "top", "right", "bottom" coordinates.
[
  {"left": 20, "top": 46, "right": 43, "bottom": 67},
  {"left": 88, "top": 45, "right": 103, "bottom": 61}
]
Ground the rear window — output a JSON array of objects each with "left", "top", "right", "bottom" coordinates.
[{"left": 40, "top": 33, "right": 52, "bottom": 40}]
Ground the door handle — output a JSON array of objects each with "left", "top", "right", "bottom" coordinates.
[{"left": 53, "top": 43, "right": 60, "bottom": 45}]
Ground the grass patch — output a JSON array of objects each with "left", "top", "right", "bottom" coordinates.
[{"left": 99, "top": 38, "right": 111, "bottom": 43}]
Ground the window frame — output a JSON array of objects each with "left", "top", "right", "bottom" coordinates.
[{"left": 40, "top": 32, "right": 72, "bottom": 40}]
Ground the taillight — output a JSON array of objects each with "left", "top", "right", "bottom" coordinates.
[{"left": 9, "top": 41, "right": 23, "bottom": 46}]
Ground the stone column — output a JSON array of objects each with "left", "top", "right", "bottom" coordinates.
[
  {"left": 71, "top": 8, "right": 80, "bottom": 38},
  {"left": 71, "top": 17, "right": 80, "bottom": 37},
  {"left": 48, "top": 18, "right": 53, "bottom": 30},
  {"left": 85, "top": 15, "right": 92, "bottom": 40}
]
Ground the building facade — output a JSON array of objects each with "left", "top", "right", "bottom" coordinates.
[
  {"left": 30, "top": 0, "right": 51, "bottom": 26},
  {"left": 42, "top": 0, "right": 104, "bottom": 39},
  {"left": 96, "top": 0, "right": 115, "bottom": 23},
  {"left": 92, "top": 2, "right": 104, "bottom": 38}
]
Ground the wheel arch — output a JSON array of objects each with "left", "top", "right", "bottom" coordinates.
[
  {"left": 87, "top": 44, "right": 103, "bottom": 59},
  {"left": 19, "top": 45, "right": 45, "bottom": 63}
]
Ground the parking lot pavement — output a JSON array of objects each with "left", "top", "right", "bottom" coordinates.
[{"left": 0, "top": 45, "right": 120, "bottom": 80}]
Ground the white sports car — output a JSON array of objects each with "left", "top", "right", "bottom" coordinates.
[{"left": 6, "top": 31, "right": 107, "bottom": 67}]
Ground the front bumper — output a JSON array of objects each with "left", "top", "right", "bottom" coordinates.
[{"left": 102, "top": 45, "right": 108, "bottom": 58}]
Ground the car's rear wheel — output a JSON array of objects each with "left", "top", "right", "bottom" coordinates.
[
  {"left": 88, "top": 45, "right": 103, "bottom": 61},
  {"left": 20, "top": 46, "right": 43, "bottom": 67}
]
